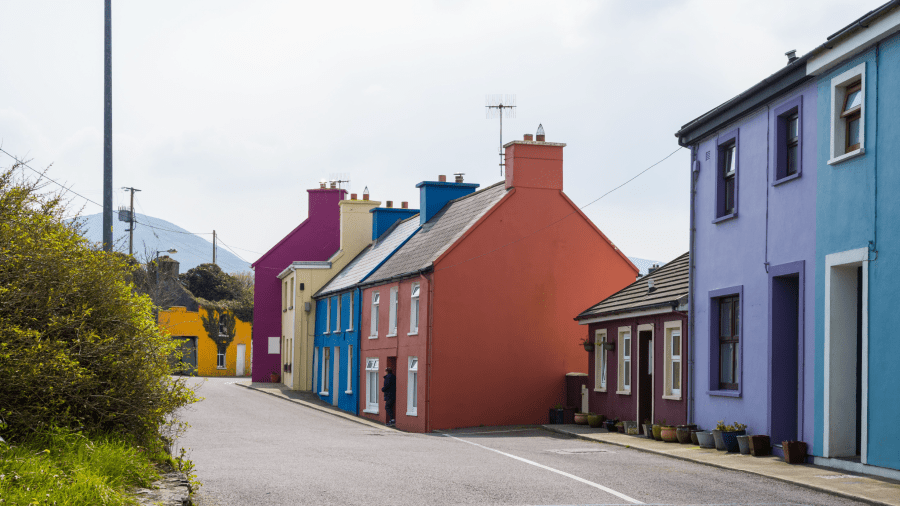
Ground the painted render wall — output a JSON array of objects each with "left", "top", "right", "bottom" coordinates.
[
  {"left": 313, "top": 289, "right": 361, "bottom": 414},
  {"left": 815, "top": 35, "right": 900, "bottom": 471},
  {"left": 159, "top": 306, "right": 252, "bottom": 377},
  {"left": 250, "top": 188, "right": 345, "bottom": 382},
  {"left": 690, "top": 82, "right": 817, "bottom": 446}
]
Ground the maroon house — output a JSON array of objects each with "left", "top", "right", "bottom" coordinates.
[{"left": 574, "top": 252, "right": 689, "bottom": 430}]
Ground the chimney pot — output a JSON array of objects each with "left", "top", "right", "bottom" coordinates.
[
  {"left": 320, "top": 182, "right": 326, "bottom": 189},
  {"left": 386, "top": 200, "right": 393, "bottom": 208},
  {"left": 438, "top": 175, "right": 447, "bottom": 182},
  {"left": 536, "top": 123, "right": 545, "bottom": 142},
  {"left": 454, "top": 173, "right": 464, "bottom": 183},
  {"left": 351, "top": 193, "right": 357, "bottom": 200},
  {"left": 330, "top": 181, "right": 337, "bottom": 189},
  {"left": 401, "top": 201, "right": 408, "bottom": 209},
  {"left": 524, "top": 133, "right": 533, "bottom": 141},
  {"left": 363, "top": 185, "right": 370, "bottom": 200}
]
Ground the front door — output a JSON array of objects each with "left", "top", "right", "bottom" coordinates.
[
  {"left": 236, "top": 344, "right": 246, "bottom": 376},
  {"left": 638, "top": 331, "right": 653, "bottom": 427}
]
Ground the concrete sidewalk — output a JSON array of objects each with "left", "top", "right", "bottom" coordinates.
[
  {"left": 543, "top": 424, "right": 900, "bottom": 506},
  {"left": 233, "top": 380, "right": 392, "bottom": 431}
]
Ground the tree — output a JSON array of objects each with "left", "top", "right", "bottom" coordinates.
[
  {"left": 0, "top": 165, "right": 197, "bottom": 444},
  {"left": 200, "top": 308, "right": 237, "bottom": 361},
  {"left": 180, "top": 263, "right": 241, "bottom": 302}
]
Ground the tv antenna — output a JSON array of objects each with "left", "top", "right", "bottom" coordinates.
[
  {"left": 327, "top": 172, "right": 350, "bottom": 189},
  {"left": 486, "top": 94, "right": 516, "bottom": 176}
]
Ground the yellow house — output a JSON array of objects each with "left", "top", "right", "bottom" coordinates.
[
  {"left": 159, "top": 306, "right": 252, "bottom": 377},
  {"left": 278, "top": 195, "right": 380, "bottom": 390}
]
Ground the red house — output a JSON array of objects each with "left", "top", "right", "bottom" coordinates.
[{"left": 358, "top": 131, "right": 638, "bottom": 432}]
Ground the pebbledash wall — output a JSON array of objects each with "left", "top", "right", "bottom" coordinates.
[
  {"left": 250, "top": 187, "right": 346, "bottom": 383},
  {"left": 812, "top": 26, "right": 900, "bottom": 473},
  {"left": 687, "top": 81, "right": 817, "bottom": 452}
]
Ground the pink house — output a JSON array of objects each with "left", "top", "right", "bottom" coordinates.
[{"left": 251, "top": 185, "right": 346, "bottom": 382}]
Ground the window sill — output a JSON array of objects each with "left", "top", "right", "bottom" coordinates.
[
  {"left": 319, "top": 391, "right": 329, "bottom": 396},
  {"left": 368, "top": 335, "right": 378, "bottom": 340},
  {"left": 712, "top": 212, "right": 738, "bottom": 224},
  {"left": 662, "top": 394, "right": 682, "bottom": 401},
  {"left": 594, "top": 387, "right": 607, "bottom": 393},
  {"left": 773, "top": 172, "right": 801, "bottom": 186},
  {"left": 386, "top": 333, "right": 397, "bottom": 338},
  {"left": 217, "top": 367, "right": 226, "bottom": 370},
  {"left": 347, "top": 328, "right": 353, "bottom": 332},
  {"left": 827, "top": 147, "right": 865, "bottom": 166},
  {"left": 345, "top": 390, "right": 352, "bottom": 395},
  {"left": 707, "top": 389, "right": 741, "bottom": 398},
  {"left": 406, "top": 411, "right": 418, "bottom": 417},
  {"left": 363, "top": 407, "right": 379, "bottom": 414},
  {"left": 615, "top": 390, "right": 632, "bottom": 396},
  {"left": 408, "top": 331, "right": 418, "bottom": 336}
]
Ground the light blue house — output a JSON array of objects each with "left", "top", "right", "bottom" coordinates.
[
  {"left": 311, "top": 207, "right": 420, "bottom": 414},
  {"left": 806, "top": 1, "right": 900, "bottom": 478}
]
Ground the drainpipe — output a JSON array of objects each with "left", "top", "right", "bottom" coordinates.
[
  {"left": 687, "top": 145, "right": 699, "bottom": 425},
  {"left": 421, "top": 270, "right": 434, "bottom": 432}
]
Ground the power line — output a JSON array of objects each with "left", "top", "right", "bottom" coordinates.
[
  {"left": 0, "top": 148, "right": 103, "bottom": 208},
  {"left": 133, "top": 217, "right": 213, "bottom": 236},
  {"left": 215, "top": 236, "right": 251, "bottom": 264}
]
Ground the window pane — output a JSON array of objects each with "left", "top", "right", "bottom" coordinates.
[
  {"left": 787, "top": 115, "right": 799, "bottom": 140},
  {"left": 724, "top": 178, "right": 735, "bottom": 214},
  {"left": 600, "top": 354, "right": 607, "bottom": 386},
  {"left": 786, "top": 144, "right": 799, "bottom": 175},
  {"left": 623, "top": 334, "right": 630, "bottom": 359},
  {"left": 673, "top": 362, "right": 681, "bottom": 390},
  {"left": 412, "top": 372, "right": 418, "bottom": 408},
  {"left": 624, "top": 361, "right": 631, "bottom": 388},
  {"left": 848, "top": 117, "right": 861, "bottom": 147},
  {"left": 720, "top": 299, "right": 732, "bottom": 337},
  {"left": 844, "top": 89, "right": 861, "bottom": 111},
  {"left": 720, "top": 343, "right": 735, "bottom": 385},
  {"left": 723, "top": 144, "right": 736, "bottom": 175},
  {"left": 733, "top": 299, "right": 740, "bottom": 338},
  {"left": 672, "top": 333, "right": 680, "bottom": 357}
]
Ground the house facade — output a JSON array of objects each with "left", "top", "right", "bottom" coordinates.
[
  {"left": 675, "top": 53, "right": 818, "bottom": 456},
  {"left": 160, "top": 306, "right": 252, "bottom": 377},
  {"left": 575, "top": 253, "right": 689, "bottom": 429},
  {"left": 250, "top": 184, "right": 346, "bottom": 383},
  {"left": 358, "top": 133, "right": 638, "bottom": 432},
  {"left": 312, "top": 207, "right": 420, "bottom": 414}
]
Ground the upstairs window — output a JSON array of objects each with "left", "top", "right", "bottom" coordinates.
[
  {"left": 828, "top": 62, "right": 865, "bottom": 164},
  {"left": 335, "top": 295, "right": 341, "bottom": 333},
  {"left": 388, "top": 287, "right": 398, "bottom": 336},
  {"left": 325, "top": 298, "right": 331, "bottom": 334},
  {"left": 347, "top": 293, "right": 354, "bottom": 331},
  {"left": 715, "top": 129, "right": 739, "bottom": 221},
  {"left": 842, "top": 81, "right": 862, "bottom": 152},
  {"left": 370, "top": 292, "right": 380, "bottom": 337},
  {"left": 774, "top": 96, "right": 802, "bottom": 184},
  {"left": 410, "top": 283, "right": 420, "bottom": 334}
]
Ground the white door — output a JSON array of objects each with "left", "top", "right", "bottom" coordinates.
[
  {"left": 236, "top": 344, "right": 246, "bottom": 376},
  {"left": 332, "top": 347, "right": 340, "bottom": 406}
]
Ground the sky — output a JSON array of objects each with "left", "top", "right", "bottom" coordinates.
[{"left": 0, "top": 0, "right": 886, "bottom": 265}]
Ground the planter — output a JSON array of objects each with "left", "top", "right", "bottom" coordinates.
[
  {"left": 676, "top": 426, "right": 693, "bottom": 444},
  {"left": 574, "top": 412, "right": 589, "bottom": 425},
  {"left": 583, "top": 342, "right": 595, "bottom": 352},
  {"left": 548, "top": 408, "right": 565, "bottom": 424},
  {"left": 604, "top": 420, "right": 618, "bottom": 432},
  {"left": 623, "top": 421, "right": 638, "bottom": 435},
  {"left": 749, "top": 435, "right": 771, "bottom": 457},
  {"left": 721, "top": 430, "right": 746, "bottom": 453},
  {"left": 587, "top": 414, "right": 605, "bottom": 428},
  {"left": 270, "top": 372, "right": 280, "bottom": 383},
  {"left": 642, "top": 423, "right": 653, "bottom": 438},
  {"left": 783, "top": 440, "right": 808, "bottom": 464},
  {"left": 696, "top": 431, "right": 716, "bottom": 448},
  {"left": 660, "top": 426, "right": 678, "bottom": 442},
  {"left": 690, "top": 429, "right": 703, "bottom": 445},
  {"left": 736, "top": 435, "right": 751, "bottom": 454},
  {"left": 652, "top": 424, "right": 662, "bottom": 440},
  {"left": 711, "top": 429, "right": 726, "bottom": 451}
]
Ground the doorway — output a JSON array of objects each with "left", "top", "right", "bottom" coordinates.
[
  {"left": 236, "top": 344, "right": 246, "bottom": 376},
  {"left": 332, "top": 347, "right": 340, "bottom": 406},
  {"left": 174, "top": 337, "right": 197, "bottom": 376},
  {"left": 769, "top": 263, "right": 803, "bottom": 446},
  {"left": 824, "top": 248, "right": 867, "bottom": 462},
  {"left": 637, "top": 327, "right": 653, "bottom": 428}
]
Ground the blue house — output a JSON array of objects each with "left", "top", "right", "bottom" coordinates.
[
  {"left": 311, "top": 206, "right": 420, "bottom": 414},
  {"left": 806, "top": 1, "right": 900, "bottom": 478}
]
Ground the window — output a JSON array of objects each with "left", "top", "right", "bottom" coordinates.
[
  {"left": 321, "top": 347, "right": 330, "bottom": 395},
  {"left": 664, "top": 322, "right": 682, "bottom": 399},
  {"left": 325, "top": 298, "right": 331, "bottom": 333},
  {"left": 617, "top": 327, "right": 631, "bottom": 394},
  {"left": 410, "top": 283, "right": 420, "bottom": 334},
  {"left": 289, "top": 279, "right": 294, "bottom": 309},
  {"left": 388, "top": 287, "right": 398, "bottom": 336},
  {"left": 370, "top": 292, "right": 380, "bottom": 337},
  {"left": 347, "top": 293, "right": 354, "bottom": 331},
  {"left": 365, "top": 358, "right": 379, "bottom": 413},
  {"left": 715, "top": 130, "right": 739, "bottom": 221},
  {"left": 594, "top": 329, "right": 607, "bottom": 392},
  {"left": 407, "top": 356, "right": 418, "bottom": 416},
  {"left": 282, "top": 281, "right": 287, "bottom": 311},
  {"left": 346, "top": 345, "right": 353, "bottom": 394},
  {"left": 774, "top": 96, "right": 803, "bottom": 184},
  {"left": 719, "top": 295, "right": 740, "bottom": 390},
  {"left": 335, "top": 295, "right": 341, "bottom": 333},
  {"left": 268, "top": 336, "right": 280, "bottom": 354},
  {"left": 217, "top": 350, "right": 225, "bottom": 369},
  {"left": 828, "top": 62, "right": 865, "bottom": 164}
]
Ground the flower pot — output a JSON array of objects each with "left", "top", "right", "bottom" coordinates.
[
  {"left": 712, "top": 429, "right": 726, "bottom": 451},
  {"left": 574, "top": 412, "right": 588, "bottom": 425},
  {"left": 783, "top": 440, "right": 808, "bottom": 464},
  {"left": 587, "top": 414, "right": 605, "bottom": 428},
  {"left": 583, "top": 342, "right": 595, "bottom": 352},
  {"left": 749, "top": 435, "right": 771, "bottom": 456},
  {"left": 548, "top": 408, "right": 565, "bottom": 425},
  {"left": 676, "top": 426, "right": 693, "bottom": 444},
  {"left": 736, "top": 435, "right": 751, "bottom": 454},
  {"left": 690, "top": 429, "right": 703, "bottom": 445},
  {"left": 270, "top": 372, "right": 280, "bottom": 383},
  {"left": 721, "top": 430, "right": 746, "bottom": 452},
  {"left": 642, "top": 423, "right": 653, "bottom": 438},
  {"left": 623, "top": 421, "right": 638, "bottom": 435},
  {"left": 660, "top": 426, "right": 678, "bottom": 442},
  {"left": 696, "top": 431, "right": 716, "bottom": 448},
  {"left": 604, "top": 420, "right": 618, "bottom": 432}
]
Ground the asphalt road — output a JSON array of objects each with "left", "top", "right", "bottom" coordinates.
[{"left": 177, "top": 377, "right": 865, "bottom": 506}]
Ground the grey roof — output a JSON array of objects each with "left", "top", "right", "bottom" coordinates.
[
  {"left": 365, "top": 181, "right": 508, "bottom": 283},
  {"left": 315, "top": 216, "right": 421, "bottom": 297},
  {"left": 575, "top": 252, "right": 689, "bottom": 320}
]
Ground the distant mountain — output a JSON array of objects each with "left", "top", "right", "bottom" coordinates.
[{"left": 77, "top": 213, "right": 251, "bottom": 274}]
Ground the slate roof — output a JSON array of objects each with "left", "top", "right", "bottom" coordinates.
[
  {"left": 364, "top": 181, "right": 508, "bottom": 284},
  {"left": 575, "top": 252, "right": 689, "bottom": 321},
  {"left": 315, "top": 215, "right": 421, "bottom": 298}
]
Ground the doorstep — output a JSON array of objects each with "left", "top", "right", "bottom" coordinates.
[{"left": 542, "top": 424, "right": 900, "bottom": 506}]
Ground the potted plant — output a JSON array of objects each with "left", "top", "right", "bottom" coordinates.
[
  {"left": 748, "top": 435, "right": 771, "bottom": 456},
  {"left": 720, "top": 422, "right": 748, "bottom": 453},
  {"left": 574, "top": 412, "right": 589, "bottom": 425},
  {"left": 736, "top": 434, "right": 751, "bottom": 454},
  {"left": 696, "top": 431, "right": 716, "bottom": 448},
  {"left": 690, "top": 428, "right": 703, "bottom": 445},
  {"left": 623, "top": 421, "right": 638, "bottom": 435},
  {"left": 587, "top": 414, "right": 605, "bottom": 428},
  {"left": 642, "top": 419, "right": 653, "bottom": 438},
  {"left": 270, "top": 371, "right": 280, "bottom": 383},
  {"left": 675, "top": 425, "right": 695, "bottom": 444},
  {"left": 783, "top": 440, "right": 808, "bottom": 464},
  {"left": 580, "top": 338, "right": 595, "bottom": 352},
  {"left": 604, "top": 419, "right": 619, "bottom": 432},
  {"left": 549, "top": 404, "right": 564, "bottom": 424},
  {"left": 712, "top": 420, "right": 727, "bottom": 451},
  {"left": 615, "top": 421, "right": 625, "bottom": 433},
  {"left": 660, "top": 425, "right": 678, "bottom": 442},
  {"left": 652, "top": 421, "right": 664, "bottom": 441}
]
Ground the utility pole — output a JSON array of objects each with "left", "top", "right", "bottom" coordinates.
[
  {"left": 121, "top": 187, "right": 140, "bottom": 256},
  {"left": 212, "top": 230, "right": 217, "bottom": 265},
  {"left": 102, "top": 0, "right": 113, "bottom": 251}
]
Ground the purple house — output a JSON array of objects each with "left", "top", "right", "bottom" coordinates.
[
  {"left": 675, "top": 56, "right": 816, "bottom": 456},
  {"left": 251, "top": 184, "right": 346, "bottom": 383}
]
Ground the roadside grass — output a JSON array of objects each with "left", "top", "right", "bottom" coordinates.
[{"left": 0, "top": 427, "right": 170, "bottom": 506}]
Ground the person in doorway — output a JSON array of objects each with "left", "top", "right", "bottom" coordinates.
[{"left": 382, "top": 367, "right": 396, "bottom": 427}]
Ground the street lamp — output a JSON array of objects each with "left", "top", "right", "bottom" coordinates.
[{"left": 155, "top": 249, "right": 177, "bottom": 286}]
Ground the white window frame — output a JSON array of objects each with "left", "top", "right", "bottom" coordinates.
[
  {"left": 364, "top": 357, "right": 379, "bottom": 414},
  {"left": 345, "top": 345, "right": 353, "bottom": 394},
  {"left": 409, "top": 283, "right": 420, "bottom": 335},
  {"left": 828, "top": 62, "right": 866, "bottom": 165},
  {"left": 347, "top": 293, "right": 354, "bottom": 331},
  {"left": 335, "top": 295, "right": 341, "bottom": 333},
  {"left": 407, "top": 356, "right": 418, "bottom": 416},
  {"left": 370, "top": 292, "right": 380, "bottom": 338},
  {"left": 616, "top": 327, "right": 632, "bottom": 395},
  {"left": 325, "top": 298, "right": 331, "bottom": 333},
  {"left": 663, "top": 321, "right": 683, "bottom": 400},
  {"left": 388, "top": 286, "right": 398, "bottom": 336},
  {"left": 217, "top": 350, "right": 226, "bottom": 369},
  {"left": 312, "top": 346, "right": 318, "bottom": 389},
  {"left": 320, "top": 347, "right": 330, "bottom": 396},
  {"left": 594, "top": 329, "right": 607, "bottom": 392},
  {"left": 289, "top": 278, "right": 294, "bottom": 309}
]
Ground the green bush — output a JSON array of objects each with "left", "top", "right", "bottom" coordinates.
[{"left": 0, "top": 166, "right": 198, "bottom": 445}]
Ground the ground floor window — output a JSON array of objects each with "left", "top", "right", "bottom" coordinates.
[
  {"left": 365, "top": 357, "right": 379, "bottom": 413},
  {"left": 217, "top": 350, "right": 225, "bottom": 369},
  {"left": 407, "top": 356, "right": 418, "bottom": 416},
  {"left": 664, "top": 321, "right": 682, "bottom": 399},
  {"left": 321, "top": 347, "right": 330, "bottom": 395},
  {"left": 594, "top": 329, "right": 607, "bottom": 392}
]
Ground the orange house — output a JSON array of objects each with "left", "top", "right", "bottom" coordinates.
[
  {"left": 159, "top": 306, "right": 252, "bottom": 377},
  {"left": 358, "top": 129, "right": 638, "bottom": 432}
]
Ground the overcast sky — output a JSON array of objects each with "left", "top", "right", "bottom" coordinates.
[{"left": 0, "top": 0, "right": 885, "bottom": 265}]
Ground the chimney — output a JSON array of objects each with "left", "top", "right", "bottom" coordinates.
[
  {"left": 416, "top": 176, "right": 479, "bottom": 225},
  {"left": 386, "top": 200, "right": 393, "bottom": 208},
  {"left": 785, "top": 49, "right": 798, "bottom": 64},
  {"left": 370, "top": 204, "right": 419, "bottom": 240},
  {"left": 330, "top": 181, "right": 337, "bottom": 189},
  {"left": 351, "top": 193, "right": 357, "bottom": 200},
  {"left": 320, "top": 181, "right": 326, "bottom": 189},
  {"left": 524, "top": 133, "right": 533, "bottom": 141},
  {"left": 363, "top": 186, "right": 370, "bottom": 201},
  {"left": 401, "top": 201, "right": 408, "bottom": 209},
  {"left": 504, "top": 125, "right": 565, "bottom": 191},
  {"left": 338, "top": 196, "right": 380, "bottom": 251},
  {"left": 454, "top": 173, "right": 464, "bottom": 183}
]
